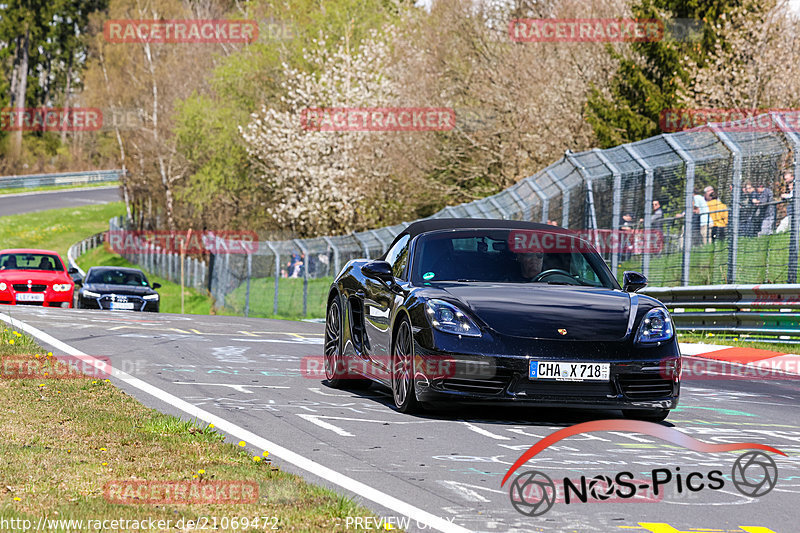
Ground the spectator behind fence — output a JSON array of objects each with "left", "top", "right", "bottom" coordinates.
[
  {"left": 753, "top": 182, "right": 776, "bottom": 236},
  {"left": 777, "top": 178, "right": 794, "bottom": 233},
  {"left": 704, "top": 186, "right": 728, "bottom": 241},
  {"left": 776, "top": 172, "right": 794, "bottom": 221},
  {"left": 740, "top": 181, "right": 758, "bottom": 237},
  {"left": 650, "top": 200, "right": 664, "bottom": 232}
]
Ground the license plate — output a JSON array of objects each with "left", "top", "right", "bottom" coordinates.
[
  {"left": 16, "top": 293, "right": 44, "bottom": 302},
  {"left": 110, "top": 302, "right": 134, "bottom": 310},
  {"left": 529, "top": 361, "right": 610, "bottom": 382}
]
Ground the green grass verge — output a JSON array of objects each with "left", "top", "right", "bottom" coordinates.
[
  {"left": 220, "top": 277, "right": 332, "bottom": 320},
  {"left": 77, "top": 246, "right": 214, "bottom": 315},
  {"left": 0, "top": 202, "right": 125, "bottom": 260},
  {"left": 0, "top": 325, "right": 385, "bottom": 531},
  {"left": 0, "top": 181, "right": 119, "bottom": 195},
  {"left": 619, "top": 231, "right": 793, "bottom": 285}
]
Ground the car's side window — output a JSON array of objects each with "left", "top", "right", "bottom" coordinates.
[{"left": 385, "top": 235, "right": 411, "bottom": 280}]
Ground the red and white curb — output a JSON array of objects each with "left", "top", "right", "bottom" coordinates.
[{"left": 679, "top": 342, "right": 800, "bottom": 378}]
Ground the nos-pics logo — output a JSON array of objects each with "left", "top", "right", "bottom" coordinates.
[{"left": 501, "top": 420, "right": 784, "bottom": 516}]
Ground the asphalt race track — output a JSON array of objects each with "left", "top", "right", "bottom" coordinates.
[
  {"left": 2, "top": 306, "right": 798, "bottom": 533},
  {"left": 0, "top": 186, "right": 121, "bottom": 216}
]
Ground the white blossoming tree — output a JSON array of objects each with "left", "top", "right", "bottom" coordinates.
[{"left": 241, "top": 31, "right": 400, "bottom": 237}]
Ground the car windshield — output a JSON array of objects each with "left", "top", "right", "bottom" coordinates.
[
  {"left": 0, "top": 253, "right": 64, "bottom": 272},
  {"left": 410, "top": 229, "right": 618, "bottom": 289},
  {"left": 86, "top": 269, "right": 150, "bottom": 287}
]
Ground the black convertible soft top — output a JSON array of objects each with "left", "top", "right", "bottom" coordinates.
[{"left": 382, "top": 218, "right": 568, "bottom": 257}]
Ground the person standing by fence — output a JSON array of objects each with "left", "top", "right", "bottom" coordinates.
[
  {"left": 753, "top": 182, "right": 776, "bottom": 236},
  {"left": 704, "top": 186, "right": 728, "bottom": 242}
]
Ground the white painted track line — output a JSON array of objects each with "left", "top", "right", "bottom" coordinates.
[{"left": 0, "top": 312, "right": 470, "bottom": 533}]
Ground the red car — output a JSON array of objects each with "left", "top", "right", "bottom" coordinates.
[{"left": 0, "top": 249, "right": 76, "bottom": 308}]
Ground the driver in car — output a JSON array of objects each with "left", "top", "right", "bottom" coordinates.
[{"left": 515, "top": 251, "right": 545, "bottom": 281}]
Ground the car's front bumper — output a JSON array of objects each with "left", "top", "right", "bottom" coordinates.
[
  {"left": 411, "top": 327, "right": 680, "bottom": 410},
  {"left": 79, "top": 295, "right": 159, "bottom": 312}
]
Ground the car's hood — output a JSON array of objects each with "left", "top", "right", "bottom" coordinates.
[
  {"left": 0, "top": 270, "right": 70, "bottom": 284},
  {"left": 437, "top": 283, "right": 631, "bottom": 341},
  {"left": 83, "top": 283, "right": 156, "bottom": 296}
]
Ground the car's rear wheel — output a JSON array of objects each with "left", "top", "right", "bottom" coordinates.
[
  {"left": 623, "top": 408, "right": 669, "bottom": 423},
  {"left": 391, "top": 318, "right": 420, "bottom": 414}
]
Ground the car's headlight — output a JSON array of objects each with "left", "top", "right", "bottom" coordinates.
[
  {"left": 142, "top": 294, "right": 159, "bottom": 300},
  {"left": 82, "top": 290, "right": 101, "bottom": 298},
  {"left": 0, "top": 282, "right": 6, "bottom": 291},
  {"left": 425, "top": 299, "right": 481, "bottom": 337},
  {"left": 635, "top": 308, "right": 674, "bottom": 344},
  {"left": 52, "top": 283, "right": 72, "bottom": 292}
]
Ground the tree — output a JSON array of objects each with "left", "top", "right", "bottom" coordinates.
[
  {"left": 240, "top": 30, "right": 403, "bottom": 236},
  {"left": 586, "top": 0, "right": 747, "bottom": 148}
]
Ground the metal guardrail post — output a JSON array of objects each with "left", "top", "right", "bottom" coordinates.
[
  {"left": 371, "top": 230, "right": 390, "bottom": 255},
  {"left": 526, "top": 177, "right": 549, "bottom": 223},
  {"left": 244, "top": 252, "right": 252, "bottom": 317},
  {"left": 623, "top": 145, "right": 654, "bottom": 278},
  {"left": 323, "top": 236, "right": 340, "bottom": 275},
  {"left": 353, "top": 232, "right": 371, "bottom": 259},
  {"left": 710, "top": 125, "right": 742, "bottom": 283},
  {"left": 545, "top": 169, "right": 570, "bottom": 227},
  {"left": 265, "top": 242, "right": 280, "bottom": 315},
  {"left": 662, "top": 134, "right": 696, "bottom": 286},
  {"left": 507, "top": 188, "right": 529, "bottom": 220},
  {"left": 771, "top": 113, "right": 800, "bottom": 282},
  {"left": 294, "top": 239, "right": 309, "bottom": 317},
  {"left": 564, "top": 154, "right": 598, "bottom": 233},
  {"left": 487, "top": 197, "right": 507, "bottom": 219},
  {"left": 592, "top": 149, "right": 622, "bottom": 273}
]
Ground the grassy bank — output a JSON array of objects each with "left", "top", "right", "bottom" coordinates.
[
  {"left": 221, "top": 277, "right": 332, "bottom": 320},
  {"left": 0, "top": 324, "right": 383, "bottom": 531},
  {"left": 0, "top": 202, "right": 125, "bottom": 260}
]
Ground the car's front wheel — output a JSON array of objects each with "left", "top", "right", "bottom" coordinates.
[
  {"left": 324, "top": 298, "right": 346, "bottom": 388},
  {"left": 391, "top": 318, "right": 420, "bottom": 414},
  {"left": 324, "top": 296, "right": 370, "bottom": 389},
  {"left": 622, "top": 408, "right": 670, "bottom": 423}
]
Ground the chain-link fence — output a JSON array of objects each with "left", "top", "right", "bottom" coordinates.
[{"left": 108, "top": 111, "right": 800, "bottom": 319}]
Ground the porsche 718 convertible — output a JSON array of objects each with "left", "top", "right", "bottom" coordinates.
[{"left": 323, "top": 219, "right": 680, "bottom": 422}]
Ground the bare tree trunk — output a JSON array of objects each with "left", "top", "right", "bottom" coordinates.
[
  {"left": 99, "top": 47, "right": 133, "bottom": 221},
  {"left": 60, "top": 55, "right": 73, "bottom": 145},
  {"left": 12, "top": 28, "right": 30, "bottom": 160}
]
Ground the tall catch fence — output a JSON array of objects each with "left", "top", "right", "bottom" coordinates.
[{"left": 108, "top": 112, "right": 800, "bottom": 318}]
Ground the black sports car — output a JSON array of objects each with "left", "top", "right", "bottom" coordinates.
[
  {"left": 76, "top": 266, "right": 161, "bottom": 312},
  {"left": 324, "top": 219, "right": 680, "bottom": 421}
]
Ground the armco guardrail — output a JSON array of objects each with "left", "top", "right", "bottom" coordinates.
[
  {"left": 0, "top": 169, "right": 125, "bottom": 189},
  {"left": 68, "top": 232, "right": 107, "bottom": 278},
  {"left": 641, "top": 284, "right": 800, "bottom": 342}
]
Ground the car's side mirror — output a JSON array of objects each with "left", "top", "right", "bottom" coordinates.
[
  {"left": 623, "top": 271, "right": 648, "bottom": 292},
  {"left": 361, "top": 261, "right": 395, "bottom": 286},
  {"left": 73, "top": 278, "right": 83, "bottom": 287},
  {"left": 68, "top": 267, "right": 79, "bottom": 275},
  {"left": 152, "top": 283, "right": 162, "bottom": 289}
]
